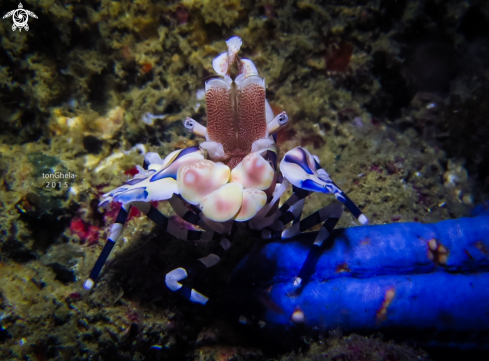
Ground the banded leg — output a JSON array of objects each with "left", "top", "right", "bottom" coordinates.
[
  {"left": 259, "top": 202, "right": 342, "bottom": 287},
  {"left": 168, "top": 194, "right": 207, "bottom": 230},
  {"left": 281, "top": 202, "right": 342, "bottom": 239},
  {"left": 165, "top": 237, "right": 231, "bottom": 304},
  {"left": 133, "top": 201, "right": 235, "bottom": 303},
  {"left": 248, "top": 182, "right": 308, "bottom": 232},
  {"left": 279, "top": 186, "right": 311, "bottom": 216},
  {"left": 290, "top": 203, "right": 343, "bottom": 288},
  {"left": 133, "top": 201, "right": 215, "bottom": 242},
  {"left": 85, "top": 155, "right": 156, "bottom": 290},
  {"left": 256, "top": 195, "right": 341, "bottom": 242},
  {"left": 84, "top": 201, "right": 217, "bottom": 290},
  {"left": 292, "top": 199, "right": 304, "bottom": 225},
  {"left": 249, "top": 187, "right": 311, "bottom": 239},
  {"left": 275, "top": 186, "right": 311, "bottom": 228},
  {"left": 84, "top": 203, "right": 131, "bottom": 290}
]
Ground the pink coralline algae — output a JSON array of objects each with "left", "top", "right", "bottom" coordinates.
[{"left": 70, "top": 217, "right": 100, "bottom": 245}]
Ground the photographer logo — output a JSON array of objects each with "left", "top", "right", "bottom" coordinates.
[{"left": 3, "top": 3, "right": 37, "bottom": 32}]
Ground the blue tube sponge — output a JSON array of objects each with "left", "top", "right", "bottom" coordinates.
[{"left": 228, "top": 215, "right": 489, "bottom": 348}]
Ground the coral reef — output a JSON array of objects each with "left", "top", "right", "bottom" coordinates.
[{"left": 1, "top": 0, "right": 489, "bottom": 360}]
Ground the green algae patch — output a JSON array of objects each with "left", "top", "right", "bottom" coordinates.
[
  {"left": 187, "top": 0, "right": 244, "bottom": 27},
  {"left": 28, "top": 154, "right": 60, "bottom": 176}
]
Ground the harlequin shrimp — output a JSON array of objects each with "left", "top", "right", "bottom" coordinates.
[{"left": 84, "top": 37, "right": 368, "bottom": 307}]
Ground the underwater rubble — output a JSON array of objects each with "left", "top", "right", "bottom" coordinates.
[{"left": 1, "top": 0, "right": 489, "bottom": 360}]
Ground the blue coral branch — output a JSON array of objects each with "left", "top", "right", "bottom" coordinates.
[{"left": 228, "top": 214, "right": 489, "bottom": 348}]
